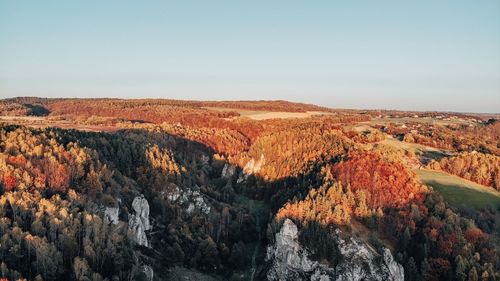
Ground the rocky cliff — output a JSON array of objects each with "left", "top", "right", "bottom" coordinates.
[
  {"left": 237, "top": 154, "right": 266, "bottom": 183},
  {"left": 243, "top": 153, "right": 265, "bottom": 175},
  {"left": 165, "top": 184, "right": 211, "bottom": 215},
  {"left": 221, "top": 163, "right": 236, "bottom": 178},
  {"left": 128, "top": 195, "right": 151, "bottom": 247},
  {"left": 266, "top": 219, "right": 404, "bottom": 281},
  {"left": 104, "top": 206, "right": 119, "bottom": 225},
  {"left": 141, "top": 265, "right": 154, "bottom": 281}
]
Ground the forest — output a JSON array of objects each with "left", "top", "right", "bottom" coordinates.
[
  {"left": 0, "top": 98, "right": 498, "bottom": 281},
  {"left": 427, "top": 152, "right": 500, "bottom": 191}
]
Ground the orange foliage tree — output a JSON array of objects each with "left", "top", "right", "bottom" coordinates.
[{"left": 331, "top": 151, "right": 425, "bottom": 209}]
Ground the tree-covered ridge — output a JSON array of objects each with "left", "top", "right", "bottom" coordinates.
[
  {"left": 0, "top": 99, "right": 498, "bottom": 281},
  {"left": 331, "top": 151, "right": 426, "bottom": 209},
  {"left": 0, "top": 98, "right": 333, "bottom": 118},
  {"left": 274, "top": 151, "right": 498, "bottom": 281},
  {"left": 381, "top": 121, "right": 499, "bottom": 156},
  {"left": 276, "top": 176, "right": 373, "bottom": 226},
  {"left": 384, "top": 190, "right": 499, "bottom": 281},
  {"left": 0, "top": 125, "right": 261, "bottom": 280},
  {"left": 427, "top": 152, "right": 500, "bottom": 191},
  {"left": 1, "top": 126, "right": 94, "bottom": 194},
  {"left": 277, "top": 149, "right": 425, "bottom": 228},
  {"left": 0, "top": 126, "right": 141, "bottom": 280},
  {"left": 117, "top": 123, "right": 251, "bottom": 156},
  {"left": 232, "top": 128, "right": 354, "bottom": 180}
]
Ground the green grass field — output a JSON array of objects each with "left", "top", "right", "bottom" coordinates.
[
  {"left": 374, "top": 135, "right": 499, "bottom": 210},
  {"left": 416, "top": 169, "right": 500, "bottom": 209}
]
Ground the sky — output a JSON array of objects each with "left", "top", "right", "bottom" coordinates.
[{"left": 0, "top": 1, "right": 499, "bottom": 113}]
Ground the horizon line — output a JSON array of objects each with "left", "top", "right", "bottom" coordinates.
[{"left": 2, "top": 95, "right": 499, "bottom": 115}]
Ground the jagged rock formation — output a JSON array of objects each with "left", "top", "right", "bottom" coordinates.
[
  {"left": 266, "top": 219, "right": 404, "bottom": 281},
  {"left": 221, "top": 163, "right": 236, "bottom": 178},
  {"left": 165, "top": 184, "right": 211, "bottom": 215},
  {"left": 243, "top": 154, "right": 265, "bottom": 175},
  {"left": 186, "top": 191, "right": 211, "bottom": 215},
  {"left": 141, "top": 265, "right": 154, "bottom": 281},
  {"left": 238, "top": 154, "right": 265, "bottom": 183},
  {"left": 104, "top": 206, "right": 119, "bottom": 225},
  {"left": 201, "top": 154, "right": 210, "bottom": 165},
  {"left": 266, "top": 219, "right": 332, "bottom": 280},
  {"left": 237, "top": 173, "right": 246, "bottom": 184},
  {"left": 334, "top": 228, "right": 404, "bottom": 281},
  {"left": 128, "top": 195, "right": 151, "bottom": 247}
]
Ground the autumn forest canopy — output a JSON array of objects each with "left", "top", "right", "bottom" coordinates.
[{"left": 0, "top": 97, "right": 498, "bottom": 281}]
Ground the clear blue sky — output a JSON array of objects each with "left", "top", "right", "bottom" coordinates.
[{"left": 1, "top": 1, "right": 499, "bottom": 112}]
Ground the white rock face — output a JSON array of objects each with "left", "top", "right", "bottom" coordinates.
[
  {"left": 221, "top": 163, "right": 236, "bottom": 178},
  {"left": 166, "top": 185, "right": 182, "bottom": 202},
  {"left": 334, "top": 228, "right": 404, "bottom": 281},
  {"left": 192, "top": 191, "right": 211, "bottom": 214},
  {"left": 201, "top": 154, "right": 210, "bottom": 165},
  {"left": 128, "top": 195, "right": 151, "bottom": 247},
  {"left": 236, "top": 173, "right": 246, "bottom": 184},
  {"left": 383, "top": 248, "right": 405, "bottom": 280},
  {"left": 266, "top": 219, "right": 317, "bottom": 280},
  {"left": 141, "top": 265, "right": 154, "bottom": 281},
  {"left": 104, "top": 206, "right": 119, "bottom": 225},
  {"left": 238, "top": 154, "right": 265, "bottom": 183},
  {"left": 266, "top": 219, "right": 331, "bottom": 281},
  {"left": 266, "top": 219, "right": 404, "bottom": 281},
  {"left": 166, "top": 185, "right": 211, "bottom": 215},
  {"left": 243, "top": 154, "right": 265, "bottom": 175}
]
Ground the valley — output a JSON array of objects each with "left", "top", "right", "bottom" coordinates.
[{"left": 0, "top": 98, "right": 498, "bottom": 281}]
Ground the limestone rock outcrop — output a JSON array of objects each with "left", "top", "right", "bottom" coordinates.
[
  {"left": 333, "top": 228, "right": 404, "bottom": 281},
  {"left": 243, "top": 154, "right": 265, "bottom": 175},
  {"left": 221, "top": 163, "right": 236, "bottom": 178},
  {"left": 238, "top": 154, "right": 265, "bottom": 183},
  {"left": 141, "top": 265, "right": 154, "bottom": 281},
  {"left": 128, "top": 195, "right": 151, "bottom": 247},
  {"left": 104, "top": 206, "right": 119, "bottom": 225},
  {"left": 165, "top": 184, "right": 211, "bottom": 215},
  {"left": 266, "top": 219, "right": 404, "bottom": 281}
]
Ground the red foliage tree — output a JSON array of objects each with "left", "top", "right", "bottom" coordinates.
[
  {"left": 6, "top": 155, "right": 27, "bottom": 167},
  {"left": 3, "top": 172, "right": 17, "bottom": 192},
  {"left": 464, "top": 227, "right": 484, "bottom": 244},
  {"left": 428, "top": 258, "right": 452, "bottom": 281},
  {"left": 437, "top": 237, "right": 453, "bottom": 257},
  {"left": 49, "top": 164, "right": 70, "bottom": 192}
]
